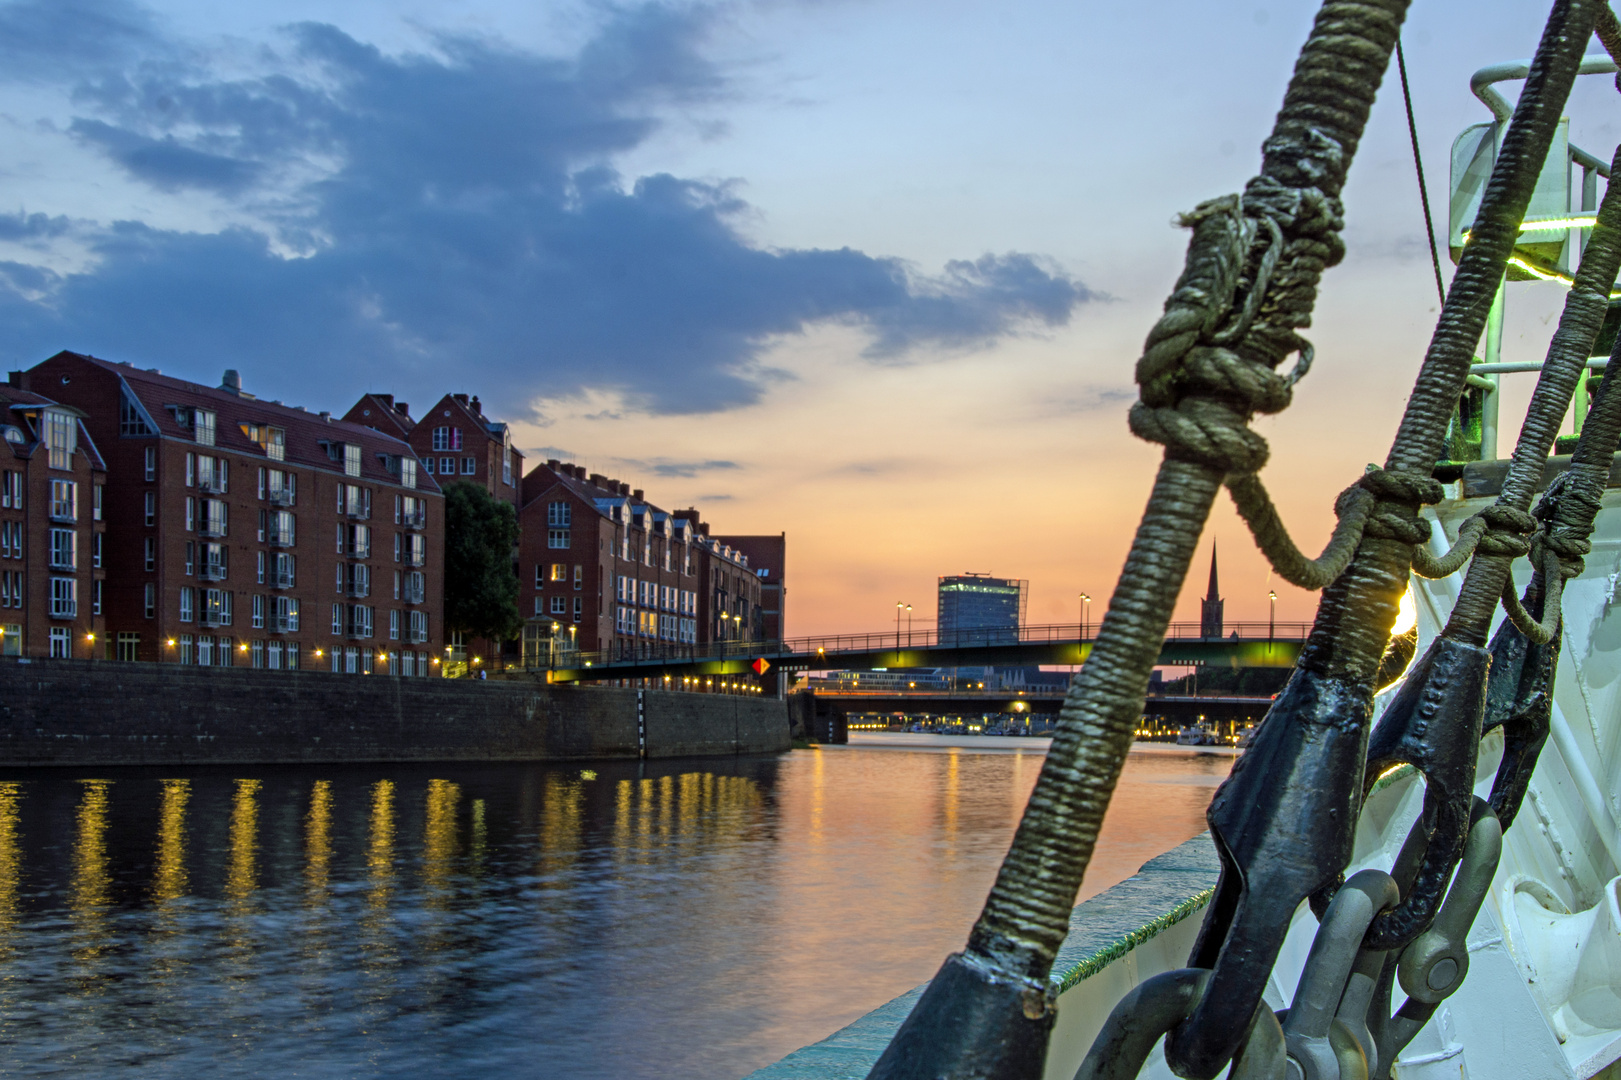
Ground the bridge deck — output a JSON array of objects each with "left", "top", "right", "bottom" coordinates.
[{"left": 547, "top": 621, "right": 1308, "bottom": 683}]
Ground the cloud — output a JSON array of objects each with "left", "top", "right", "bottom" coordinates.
[
  {"left": 0, "top": 2, "right": 1096, "bottom": 414},
  {"left": 622, "top": 457, "right": 742, "bottom": 478}
]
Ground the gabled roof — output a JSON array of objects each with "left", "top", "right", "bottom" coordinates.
[
  {"left": 52, "top": 352, "right": 440, "bottom": 494},
  {"left": 344, "top": 393, "right": 416, "bottom": 438},
  {"left": 0, "top": 385, "right": 106, "bottom": 471}
]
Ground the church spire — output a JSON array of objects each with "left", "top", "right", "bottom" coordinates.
[{"left": 1200, "top": 543, "right": 1224, "bottom": 638}]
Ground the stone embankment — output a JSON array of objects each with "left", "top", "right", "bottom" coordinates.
[{"left": 0, "top": 659, "right": 790, "bottom": 766}]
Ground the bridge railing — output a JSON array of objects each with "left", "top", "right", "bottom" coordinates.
[{"left": 552, "top": 620, "right": 1312, "bottom": 672}]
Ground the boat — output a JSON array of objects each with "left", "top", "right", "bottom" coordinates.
[
  {"left": 1175, "top": 726, "right": 1217, "bottom": 747},
  {"left": 750, "top": 7, "right": 1621, "bottom": 1080}
]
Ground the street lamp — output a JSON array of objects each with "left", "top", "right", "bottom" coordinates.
[
  {"left": 1269, "top": 590, "right": 1277, "bottom": 649},
  {"left": 1080, "top": 593, "right": 1092, "bottom": 639},
  {"left": 896, "top": 600, "right": 903, "bottom": 648},
  {"left": 905, "top": 603, "right": 913, "bottom": 643}
]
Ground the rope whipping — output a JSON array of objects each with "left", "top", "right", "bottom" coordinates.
[
  {"left": 1443, "top": 140, "right": 1621, "bottom": 647},
  {"left": 863, "top": 6, "right": 1413, "bottom": 1078}
]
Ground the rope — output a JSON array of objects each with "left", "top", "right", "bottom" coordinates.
[{"left": 1398, "top": 37, "right": 1447, "bottom": 306}]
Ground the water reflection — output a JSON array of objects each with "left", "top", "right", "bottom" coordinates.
[{"left": 0, "top": 742, "right": 1227, "bottom": 1080}]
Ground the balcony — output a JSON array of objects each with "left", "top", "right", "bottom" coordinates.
[
  {"left": 343, "top": 542, "right": 371, "bottom": 560},
  {"left": 199, "top": 520, "right": 227, "bottom": 539},
  {"left": 345, "top": 627, "right": 373, "bottom": 641},
  {"left": 268, "top": 615, "right": 297, "bottom": 633},
  {"left": 268, "top": 528, "right": 295, "bottom": 548},
  {"left": 50, "top": 601, "right": 76, "bottom": 619},
  {"left": 401, "top": 583, "right": 426, "bottom": 605},
  {"left": 343, "top": 503, "right": 370, "bottom": 520},
  {"left": 402, "top": 551, "right": 425, "bottom": 568},
  {"left": 200, "top": 611, "right": 226, "bottom": 628},
  {"left": 200, "top": 564, "right": 228, "bottom": 582},
  {"left": 344, "top": 583, "right": 370, "bottom": 599},
  {"left": 49, "top": 505, "right": 75, "bottom": 524},
  {"left": 48, "top": 557, "right": 75, "bottom": 572},
  {"left": 403, "top": 510, "right": 427, "bottom": 531},
  {"left": 270, "top": 571, "right": 295, "bottom": 590},
  {"left": 268, "top": 488, "right": 295, "bottom": 507},
  {"left": 405, "top": 628, "right": 428, "bottom": 644},
  {"left": 198, "top": 476, "right": 226, "bottom": 495}
]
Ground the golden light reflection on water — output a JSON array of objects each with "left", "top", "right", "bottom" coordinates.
[
  {"left": 71, "top": 779, "right": 112, "bottom": 965},
  {"left": 808, "top": 749, "right": 824, "bottom": 845},
  {"left": 152, "top": 780, "right": 189, "bottom": 904},
  {"left": 367, "top": 779, "right": 395, "bottom": 911},
  {"left": 538, "top": 778, "right": 581, "bottom": 883},
  {"left": 305, "top": 780, "right": 333, "bottom": 899},
  {"left": 469, "top": 797, "right": 487, "bottom": 873},
  {"left": 422, "top": 779, "right": 460, "bottom": 906},
  {"left": 0, "top": 782, "right": 21, "bottom": 943},
  {"left": 943, "top": 749, "right": 961, "bottom": 854},
  {"left": 225, "top": 780, "right": 260, "bottom": 902}
]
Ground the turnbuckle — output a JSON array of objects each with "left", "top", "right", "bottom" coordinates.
[
  {"left": 1481, "top": 586, "right": 1559, "bottom": 829},
  {"left": 1164, "top": 668, "right": 1373, "bottom": 1079}
]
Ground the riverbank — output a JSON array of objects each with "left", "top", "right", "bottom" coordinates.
[{"left": 0, "top": 658, "right": 789, "bottom": 766}]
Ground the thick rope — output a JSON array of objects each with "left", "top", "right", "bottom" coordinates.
[{"left": 958, "top": 0, "right": 1411, "bottom": 991}]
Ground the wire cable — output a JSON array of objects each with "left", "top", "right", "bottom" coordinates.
[{"left": 1399, "top": 37, "right": 1448, "bottom": 307}]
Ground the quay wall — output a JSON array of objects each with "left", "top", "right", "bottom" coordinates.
[{"left": 0, "top": 660, "right": 790, "bottom": 767}]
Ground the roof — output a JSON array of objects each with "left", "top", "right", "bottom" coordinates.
[
  {"left": 51, "top": 352, "right": 438, "bottom": 494},
  {"left": 344, "top": 393, "right": 416, "bottom": 438},
  {"left": 0, "top": 384, "right": 107, "bottom": 471}
]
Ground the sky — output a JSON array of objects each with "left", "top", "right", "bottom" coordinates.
[{"left": 0, "top": 0, "right": 1615, "bottom": 636}]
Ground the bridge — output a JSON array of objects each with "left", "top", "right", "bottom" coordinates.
[
  {"left": 813, "top": 688, "right": 1277, "bottom": 725},
  {"left": 546, "top": 620, "right": 1309, "bottom": 684}
]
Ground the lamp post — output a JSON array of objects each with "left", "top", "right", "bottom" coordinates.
[
  {"left": 896, "top": 601, "right": 903, "bottom": 649},
  {"left": 1269, "top": 590, "right": 1277, "bottom": 650},
  {"left": 905, "top": 604, "right": 913, "bottom": 644},
  {"left": 1080, "top": 593, "right": 1091, "bottom": 639}
]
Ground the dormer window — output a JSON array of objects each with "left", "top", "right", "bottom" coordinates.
[
  {"left": 194, "top": 409, "right": 216, "bottom": 447},
  {"left": 344, "top": 444, "right": 361, "bottom": 477},
  {"left": 241, "top": 422, "right": 285, "bottom": 461},
  {"left": 44, "top": 410, "right": 77, "bottom": 470}
]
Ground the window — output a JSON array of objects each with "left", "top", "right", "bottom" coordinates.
[
  {"left": 93, "top": 485, "right": 102, "bottom": 522},
  {"left": 550, "top": 596, "right": 567, "bottom": 615},
  {"left": 201, "top": 499, "right": 227, "bottom": 537},
  {"left": 186, "top": 453, "right": 195, "bottom": 487},
  {"left": 439, "top": 457, "right": 453, "bottom": 475},
  {"left": 573, "top": 597, "right": 583, "bottom": 622},
  {"left": 643, "top": 540, "right": 652, "bottom": 566},
  {"left": 404, "top": 533, "right": 425, "bottom": 567},
  {"left": 550, "top": 563, "right": 567, "bottom": 582},
  {"left": 0, "top": 622, "right": 15, "bottom": 653},
  {"left": 549, "top": 529, "right": 570, "bottom": 549},
  {"left": 432, "top": 427, "right": 463, "bottom": 451},
  {"left": 270, "top": 510, "right": 295, "bottom": 547},
  {"left": 332, "top": 603, "right": 342, "bottom": 635},
  {"left": 400, "top": 458, "right": 417, "bottom": 489},
  {"left": 341, "top": 484, "right": 370, "bottom": 518},
  {"left": 242, "top": 422, "right": 285, "bottom": 461},
  {"left": 389, "top": 610, "right": 400, "bottom": 640},
  {"left": 503, "top": 448, "right": 513, "bottom": 486},
  {"left": 49, "top": 577, "right": 75, "bottom": 618},
  {"left": 50, "top": 480, "right": 76, "bottom": 522},
  {"left": 267, "top": 469, "right": 296, "bottom": 506},
  {"left": 44, "top": 411, "right": 76, "bottom": 470},
  {"left": 403, "top": 571, "right": 424, "bottom": 604},
  {"left": 116, "top": 632, "right": 138, "bottom": 662},
  {"left": 193, "top": 409, "right": 216, "bottom": 446},
  {"left": 48, "top": 528, "right": 75, "bottom": 570},
  {"left": 342, "top": 523, "right": 371, "bottom": 558},
  {"left": 0, "top": 471, "right": 18, "bottom": 509},
  {"left": 121, "top": 390, "right": 156, "bottom": 437},
  {"left": 252, "top": 594, "right": 264, "bottom": 629},
  {"left": 145, "top": 583, "right": 155, "bottom": 619},
  {"left": 204, "top": 588, "right": 232, "bottom": 627},
  {"left": 49, "top": 627, "right": 69, "bottom": 658},
  {"left": 257, "top": 551, "right": 265, "bottom": 584},
  {"left": 180, "top": 587, "right": 194, "bottom": 623},
  {"left": 92, "top": 533, "right": 102, "bottom": 569},
  {"left": 272, "top": 552, "right": 296, "bottom": 589},
  {"left": 144, "top": 537, "right": 156, "bottom": 571},
  {"left": 547, "top": 502, "right": 571, "bottom": 527},
  {"left": 251, "top": 640, "right": 264, "bottom": 668},
  {"left": 620, "top": 534, "right": 630, "bottom": 561},
  {"left": 144, "top": 446, "right": 156, "bottom": 481},
  {"left": 462, "top": 456, "right": 476, "bottom": 475},
  {"left": 146, "top": 492, "right": 157, "bottom": 527},
  {"left": 408, "top": 610, "right": 428, "bottom": 644},
  {"left": 423, "top": 458, "right": 434, "bottom": 474},
  {"left": 184, "top": 496, "right": 193, "bottom": 531},
  {"left": 345, "top": 604, "right": 374, "bottom": 639},
  {"left": 574, "top": 565, "right": 583, "bottom": 590},
  {"left": 273, "top": 596, "right": 300, "bottom": 632},
  {"left": 178, "top": 634, "right": 193, "bottom": 664}
]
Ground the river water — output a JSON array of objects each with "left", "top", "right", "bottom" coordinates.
[{"left": 0, "top": 735, "right": 1232, "bottom": 1078}]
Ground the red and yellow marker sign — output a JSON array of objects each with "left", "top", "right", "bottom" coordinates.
[{"left": 751, "top": 658, "right": 771, "bottom": 675}]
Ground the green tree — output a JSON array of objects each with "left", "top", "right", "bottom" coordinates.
[{"left": 443, "top": 481, "right": 522, "bottom": 642}]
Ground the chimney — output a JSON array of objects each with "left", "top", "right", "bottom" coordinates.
[
  {"left": 589, "top": 473, "right": 606, "bottom": 488},
  {"left": 221, "top": 369, "right": 242, "bottom": 395},
  {"left": 452, "top": 393, "right": 469, "bottom": 407},
  {"left": 632, "top": 489, "right": 644, "bottom": 501},
  {"left": 374, "top": 393, "right": 393, "bottom": 407},
  {"left": 470, "top": 395, "right": 482, "bottom": 415},
  {"left": 547, "top": 458, "right": 560, "bottom": 469},
  {"left": 395, "top": 402, "right": 411, "bottom": 418},
  {"left": 319, "top": 411, "right": 330, "bottom": 421},
  {"left": 619, "top": 483, "right": 630, "bottom": 496}
]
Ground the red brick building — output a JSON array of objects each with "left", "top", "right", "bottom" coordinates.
[
  {"left": 23, "top": 353, "right": 445, "bottom": 675},
  {"left": 518, "top": 461, "right": 762, "bottom": 664},
  {"left": 710, "top": 532, "right": 786, "bottom": 642},
  {"left": 0, "top": 385, "right": 107, "bottom": 658}
]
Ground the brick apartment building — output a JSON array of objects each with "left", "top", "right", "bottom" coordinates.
[
  {"left": 23, "top": 352, "right": 445, "bottom": 675},
  {"left": 709, "top": 533, "right": 785, "bottom": 642},
  {"left": 518, "top": 461, "right": 766, "bottom": 663},
  {"left": 346, "top": 392, "right": 523, "bottom": 512},
  {"left": 0, "top": 385, "right": 107, "bottom": 658}
]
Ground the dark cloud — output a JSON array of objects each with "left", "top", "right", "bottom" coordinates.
[
  {"left": 626, "top": 458, "right": 741, "bottom": 478},
  {"left": 0, "top": 2, "right": 1095, "bottom": 414},
  {"left": 0, "top": 0, "right": 162, "bottom": 82}
]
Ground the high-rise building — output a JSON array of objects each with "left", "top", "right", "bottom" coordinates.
[{"left": 936, "top": 574, "right": 1027, "bottom": 645}]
